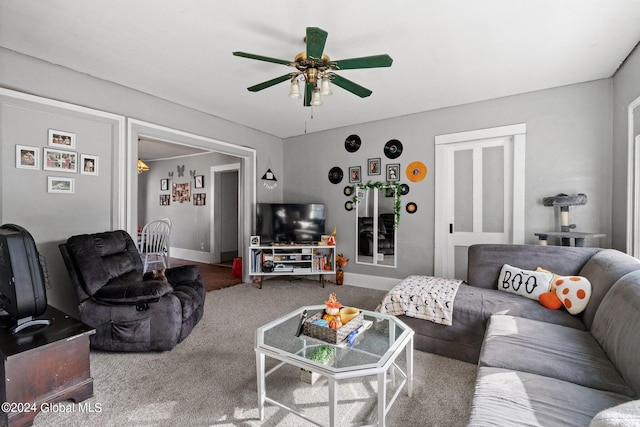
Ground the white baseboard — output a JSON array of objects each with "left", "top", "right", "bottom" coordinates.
[
  {"left": 341, "top": 272, "right": 402, "bottom": 291},
  {"left": 169, "top": 247, "right": 211, "bottom": 264}
]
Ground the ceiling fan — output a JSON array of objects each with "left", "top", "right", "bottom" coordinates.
[{"left": 233, "top": 27, "right": 393, "bottom": 106}]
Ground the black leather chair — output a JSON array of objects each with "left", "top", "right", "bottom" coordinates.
[{"left": 59, "top": 230, "right": 205, "bottom": 351}]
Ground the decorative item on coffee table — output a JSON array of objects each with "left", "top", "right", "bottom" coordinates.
[
  {"left": 303, "top": 293, "right": 363, "bottom": 344},
  {"left": 301, "top": 344, "right": 335, "bottom": 384}
]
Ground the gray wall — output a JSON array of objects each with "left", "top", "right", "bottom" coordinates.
[
  {"left": 0, "top": 48, "right": 284, "bottom": 314},
  {"left": 283, "top": 80, "right": 613, "bottom": 280},
  {"left": 138, "top": 152, "right": 239, "bottom": 253},
  {"left": 612, "top": 43, "right": 640, "bottom": 251}
]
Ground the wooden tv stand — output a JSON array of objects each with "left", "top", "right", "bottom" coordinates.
[{"left": 0, "top": 305, "right": 95, "bottom": 427}]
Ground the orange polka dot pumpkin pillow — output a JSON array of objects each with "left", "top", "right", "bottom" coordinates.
[{"left": 552, "top": 276, "right": 592, "bottom": 315}]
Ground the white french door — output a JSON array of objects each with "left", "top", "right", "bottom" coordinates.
[{"left": 434, "top": 124, "right": 526, "bottom": 279}]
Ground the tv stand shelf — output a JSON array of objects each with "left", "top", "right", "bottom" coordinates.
[{"left": 249, "top": 244, "right": 335, "bottom": 289}]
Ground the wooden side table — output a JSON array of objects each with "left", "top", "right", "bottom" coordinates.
[{"left": 0, "top": 305, "right": 95, "bottom": 427}]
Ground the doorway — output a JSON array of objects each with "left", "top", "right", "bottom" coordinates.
[
  {"left": 211, "top": 164, "right": 241, "bottom": 264},
  {"left": 127, "top": 119, "right": 257, "bottom": 282},
  {"left": 434, "top": 124, "right": 526, "bottom": 279}
]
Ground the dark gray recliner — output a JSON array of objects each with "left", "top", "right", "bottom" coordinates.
[{"left": 59, "top": 230, "right": 205, "bottom": 351}]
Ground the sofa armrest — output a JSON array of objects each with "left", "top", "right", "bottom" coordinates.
[
  {"left": 93, "top": 280, "right": 173, "bottom": 304},
  {"left": 165, "top": 264, "right": 200, "bottom": 283}
]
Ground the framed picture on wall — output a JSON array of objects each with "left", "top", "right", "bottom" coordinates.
[
  {"left": 368, "top": 158, "right": 381, "bottom": 175},
  {"left": 48, "top": 129, "right": 76, "bottom": 149},
  {"left": 349, "top": 166, "right": 361, "bottom": 183},
  {"left": 15, "top": 145, "right": 39, "bottom": 170},
  {"left": 160, "top": 178, "right": 169, "bottom": 191},
  {"left": 193, "top": 193, "right": 206, "bottom": 206},
  {"left": 160, "top": 194, "right": 170, "bottom": 206},
  {"left": 194, "top": 175, "right": 204, "bottom": 188},
  {"left": 80, "top": 154, "right": 98, "bottom": 176},
  {"left": 43, "top": 148, "right": 78, "bottom": 173},
  {"left": 47, "top": 176, "right": 75, "bottom": 194},
  {"left": 386, "top": 164, "right": 400, "bottom": 181},
  {"left": 172, "top": 182, "right": 191, "bottom": 203}
]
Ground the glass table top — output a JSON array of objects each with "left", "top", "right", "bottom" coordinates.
[{"left": 256, "top": 305, "right": 413, "bottom": 374}]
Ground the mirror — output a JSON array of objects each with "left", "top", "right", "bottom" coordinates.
[{"left": 355, "top": 185, "right": 397, "bottom": 267}]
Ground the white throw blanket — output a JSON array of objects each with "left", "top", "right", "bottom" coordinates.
[{"left": 377, "top": 275, "right": 462, "bottom": 326}]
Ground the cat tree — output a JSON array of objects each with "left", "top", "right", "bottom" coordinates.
[{"left": 534, "top": 193, "right": 605, "bottom": 247}]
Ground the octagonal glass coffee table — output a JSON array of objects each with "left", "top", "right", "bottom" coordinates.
[{"left": 255, "top": 305, "right": 414, "bottom": 427}]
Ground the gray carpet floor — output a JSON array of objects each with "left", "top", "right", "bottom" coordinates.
[{"left": 33, "top": 279, "right": 477, "bottom": 426}]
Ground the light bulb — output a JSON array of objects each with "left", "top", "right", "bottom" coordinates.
[
  {"left": 320, "top": 77, "right": 333, "bottom": 96},
  {"left": 311, "top": 87, "right": 322, "bottom": 106},
  {"left": 288, "top": 79, "right": 301, "bottom": 99}
]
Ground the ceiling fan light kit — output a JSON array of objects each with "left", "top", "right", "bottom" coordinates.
[{"left": 233, "top": 27, "right": 392, "bottom": 107}]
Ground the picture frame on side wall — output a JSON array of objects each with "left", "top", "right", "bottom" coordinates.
[
  {"left": 15, "top": 145, "right": 39, "bottom": 170},
  {"left": 47, "top": 176, "right": 75, "bottom": 194},
  {"left": 44, "top": 148, "right": 78, "bottom": 173},
  {"left": 161, "top": 178, "right": 169, "bottom": 191},
  {"left": 368, "top": 158, "right": 381, "bottom": 175},
  {"left": 48, "top": 129, "right": 76, "bottom": 149},
  {"left": 80, "top": 154, "right": 98, "bottom": 176},
  {"left": 193, "top": 193, "right": 206, "bottom": 206},
  {"left": 386, "top": 164, "right": 400, "bottom": 182},
  {"left": 160, "top": 194, "right": 170, "bottom": 206},
  {"left": 194, "top": 175, "right": 204, "bottom": 188},
  {"left": 349, "top": 166, "right": 361, "bottom": 183}
]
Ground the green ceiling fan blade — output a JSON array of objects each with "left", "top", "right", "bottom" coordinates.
[
  {"left": 247, "top": 74, "right": 292, "bottom": 92},
  {"left": 304, "top": 82, "right": 314, "bottom": 106},
  {"left": 306, "top": 27, "right": 328, "bottom": 60},
  {"left": 233, "top": 51, "right": 291, "bottom": 66},
  {"left": 330, "top": 74, "right": 373, "bottom": 98},
  {"left": 333, "top": 54, "right": 393, "bottom": 70}
]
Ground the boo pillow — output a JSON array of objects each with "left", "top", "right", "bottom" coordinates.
[{"left": 497, "top": 264, "right": 553, "bottom": 300}]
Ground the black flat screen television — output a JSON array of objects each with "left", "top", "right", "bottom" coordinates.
[{"left": 256, "top": 203, "right": 326, "bottom": 244}]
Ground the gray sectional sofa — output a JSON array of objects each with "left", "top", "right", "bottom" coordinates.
[{"left": 395, "top": 244, "right": 640, "bottom": 426}]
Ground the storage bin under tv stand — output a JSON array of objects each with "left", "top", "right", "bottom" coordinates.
[{"left": 249, "top": 244, "right": 336, "bottom": 289}]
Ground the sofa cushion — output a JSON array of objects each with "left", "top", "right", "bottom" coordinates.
[
  {"left": 467, "top": 244, "right": 600, "bottom": 290},
  {"left": 479, "top": 314, "right": 634, "bottom": 397},
  {"left": 579, "top": 249, "right": 640, "bottom": 329},
  {"left": 468, "top": 367, "right": 632, "bottom": 427},
  {"left": 554, "top": 275, "right": 592, "bottom": 315},
  {"left": 401, "top": 282, "right": 585, "bottom": 364},
  {"left": 589, "top": 400, "right": 640, "bottom": 427},
  {"left": 591, "top": 270, "right": 640, "bottom": 398},
  {"left": 66, "top": 230, "right": 143, "bottom": 297},
  {"left": 497, "top": 264, "right": 553, "bottom": 300}
]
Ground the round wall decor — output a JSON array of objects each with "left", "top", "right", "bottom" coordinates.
[
  {"left": 343, "top": 185, "right": 354, "bottom": 196},
  {"left": 406, "top": 202, "right": 418, "bottom": 213},
  {"left": 384, "top": 139, "right": 403, "bottom": 159},
  {"left": 328, "top": 167, "right": 344, "bottom": 184},
  {"left": 344, "top": 134, "right": 362, "bottom": 152},
  {"left": 406, "top": 161, "right": 427, "bottom": 182},
  {"left": 400, "top": 183, "right": 410, "bottom": 195},
  {"left": 344, "top": 200, "right": 354, "bottom": 211}
]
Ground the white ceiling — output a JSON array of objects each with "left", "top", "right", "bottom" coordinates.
[{"left": 2, "top": 0, "right": 640, "bottom": 141}]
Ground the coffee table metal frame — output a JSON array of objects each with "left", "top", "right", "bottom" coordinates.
[{"left": 255, "top": 305, "right": 414, "bottom": 427}]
